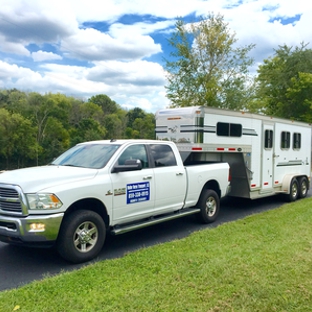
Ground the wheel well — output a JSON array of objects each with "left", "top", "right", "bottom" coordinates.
[
  {"left": 199, "top": 180, "right": 221, "bottom": 200},
  {"left": 64, "top": 198, "right": 109, "bottom": 228}
]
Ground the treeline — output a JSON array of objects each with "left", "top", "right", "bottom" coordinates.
[{"left": 0, "top": 90, "right": 155, "bottom": 170}]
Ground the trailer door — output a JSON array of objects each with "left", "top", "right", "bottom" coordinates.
[{"left": 262, "top": 124, "right": 274, "bottom": 189}]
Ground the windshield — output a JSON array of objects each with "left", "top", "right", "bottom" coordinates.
[{"left": 51, "top": 144, "right": 120, "bottom": 169}]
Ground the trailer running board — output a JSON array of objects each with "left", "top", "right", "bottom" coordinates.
[{"left": 111, "top": 208, "right": 201, "bottom": 235}]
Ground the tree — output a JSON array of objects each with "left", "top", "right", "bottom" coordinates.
[
  {"left": 40, "top": 117, "right": 70, "bottom": 164},
  {"left": 0, "top": 108, "right": 38, "bottom": 169},
  {"left": 255, "top": 43, "right": 312, "bottom": 121},
  {"left": 70, "top": 118, "right": 106, "bottom": 146},
  {"left": 126, "top": 107, "right": 146, "bottom": 128},
  {"left": 132, "top": 113, "right": 155, "bottom": 139},
  {"left": 286, "top": 72, "right": 312, "bottom": 122},
  {"left": 165, "top": 13, "right": 255, "bottom": 109},
  {"left": 89, "top": 94, "right": 118, "bottom": 115}
]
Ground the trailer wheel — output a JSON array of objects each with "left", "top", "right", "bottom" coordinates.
[
  {"left": 298, "top": 177, "right": 309, "bottom": 199},
  {"left": 197, "top": 189, "right": 220, "bottom": 223},
  {"left": 57, "top": 210, "right": 106, "bottom": 263},
  {"left": 287, "top": 179, "right": 299, "bottom": 202}
]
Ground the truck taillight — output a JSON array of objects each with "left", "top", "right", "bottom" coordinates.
[{"left": 228, "top": 168, "right": 232, "bottom": 182}]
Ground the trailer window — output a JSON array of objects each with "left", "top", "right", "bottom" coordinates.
[
  {"left": 264, "top": 130, "right": 273, "bottom": 149},
  {"left": 281, "top": 131, "right": 290, "bottom": 149},
  {"left": 150, "top": 144, "right": 177, "bottom": 167},
  {"left": 293, "top": 133, "right": 301, "bottom": 149},
  {"left": 217, "top": 122, "right": 242, "bottom": 137}
]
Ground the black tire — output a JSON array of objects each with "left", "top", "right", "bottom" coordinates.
[
  {"left": 57, "top": 210, "right": 106, "bottom": 263},
  {"left": 197, "top": 189, "right": 220, "bottom": 224},
  {"left": 298, "top": 176, "right": 309, "bottom": 199},
  {"left": 287, "top": 179, "right": 299, "bottom": 202}
]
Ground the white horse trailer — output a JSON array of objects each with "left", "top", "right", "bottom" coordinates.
[{"left": 155, "top": 106, "right": 311, "bottom": 201}]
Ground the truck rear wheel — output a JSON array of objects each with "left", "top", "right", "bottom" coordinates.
[
  {"left": 57, "top": 210, "right": 106, "bottom": 263},
  {"left": 298, "top": 177, "right": 309, "bottom": 198},
  {"left": 197, "top": 189, "right": 220, "bottom": 223}
]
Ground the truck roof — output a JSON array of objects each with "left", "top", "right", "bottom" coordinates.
[{"left": 77, "top": 139, "right": 175, "bottom": 146}]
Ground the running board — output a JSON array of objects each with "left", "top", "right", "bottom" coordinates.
[{"left": 111, "top": 208, "right": 200, "bottom": 235}]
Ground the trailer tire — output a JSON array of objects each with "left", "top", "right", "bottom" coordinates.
[
  {"left": 197, "top": 189, "right": 220, "bottom": 224},
  {"left": 287, "top": 179, "right": 299, "bottom": 202},
  {"left": 298, "top": 177, "right": 309, "bottom": 199},
  {"left": 57, "top": 210, "right": 106, "bottom": 263}
]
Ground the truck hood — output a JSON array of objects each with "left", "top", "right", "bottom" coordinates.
[{"left": 0, "top": 165, "right": 98, "bottom": 193}]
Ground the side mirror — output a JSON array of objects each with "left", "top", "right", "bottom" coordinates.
[{"left": 112, "top": 159, "right": 142, "bottom": 173}]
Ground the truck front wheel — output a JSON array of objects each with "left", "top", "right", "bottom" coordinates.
[
  {"left": 57, "top": 210, "right": 106, "bottom": 263},
  {"left": 197, "top": 189, "right": 220, "bottom": 224}
]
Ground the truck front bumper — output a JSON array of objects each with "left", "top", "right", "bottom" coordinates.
[{"left": 0, "top": 213, "right": 64, "bottom": 247}]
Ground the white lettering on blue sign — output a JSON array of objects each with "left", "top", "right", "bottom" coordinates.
[{"left": 127, "top": 182, "right": 150, "bottom": 204}]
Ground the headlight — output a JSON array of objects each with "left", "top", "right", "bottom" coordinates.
[{"left": 26, "top": 194, "right": 63, "bottom": 210}]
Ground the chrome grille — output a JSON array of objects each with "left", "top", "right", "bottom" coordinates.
[
  {"left": 0, "top": 186, "right": 23, "bottom": 213},
  {"left": 0, "top": 187, "right": 19, "bottom": 198}
]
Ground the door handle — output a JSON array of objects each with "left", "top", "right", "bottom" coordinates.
[
  {"left": 176, "top": 172, "right": 184, "bottom": 176},
  {"left": 143, "top": 176, "right": 152, "bottom": 180}
]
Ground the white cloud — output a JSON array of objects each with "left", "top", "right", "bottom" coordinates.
[
  {"left": 62, "top": 27, "right": 162, "bottom": 61},
  {"left": 0, "top": 0, "right": 310, "bottom": 112},
  {"left": 32, "top": 51, "right": 63, "bottom": 62}
]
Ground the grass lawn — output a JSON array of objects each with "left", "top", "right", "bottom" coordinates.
[{"left": 1, "top": 197, "right": 312, "bottom": 311}]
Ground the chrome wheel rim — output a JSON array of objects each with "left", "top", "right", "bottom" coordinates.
[
  {"left": 206, "top": 196, "right": 217, "bottom": 217},
  {"left": 301, "top": 180, "right": 307, "bottom": 196},
  {"left": 73, "top": 221, "right": 98, "bottom": 253},
  {"left": 292, "top": 182, "right": 298, "bottom": 198}
]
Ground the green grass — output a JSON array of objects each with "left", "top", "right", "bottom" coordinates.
[{"left": 2, "top": 198, "right": 312, "bottom": 312}]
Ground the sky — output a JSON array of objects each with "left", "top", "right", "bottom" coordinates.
[{"left": 0, "top": 0, "right": 311, "bottom": 113}]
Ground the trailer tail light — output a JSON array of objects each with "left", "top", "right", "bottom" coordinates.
[{"left": 192, "top": 147, "right": 202, "bottom": 151}]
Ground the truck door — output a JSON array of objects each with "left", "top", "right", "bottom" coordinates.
[
  {"left": 110, "top": 144, "right": 155, "bottom": 223},
  {"left": 262, "top": 123, "right": 274, "bottom": 189},
  {"left": 149, "top": 144, "right": 187, "bottom": 214}
]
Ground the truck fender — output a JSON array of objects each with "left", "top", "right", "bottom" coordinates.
[
  {"left": 199, "top": 180, "right": 221, "bottom": 199},
  {"left": 63, "top": 197, "right": 110, "bottom": 228}
]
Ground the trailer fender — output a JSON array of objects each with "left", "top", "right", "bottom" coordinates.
[{"left": 281, "top": 174, "right": 303, "bottom": 194}]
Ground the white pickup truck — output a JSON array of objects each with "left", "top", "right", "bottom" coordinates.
[{"left": 0, "top": 140, "right": 230, "bottom": 263}]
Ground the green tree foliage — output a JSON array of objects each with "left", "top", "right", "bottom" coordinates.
[
  {"left": 255, "top": 43, "right": 312, "bottom": 121},
  {"left": 0, "top": 89, "right": 154, "bottom": 170},
  {"left": 132, "top": 113, "right": 155, "bottom": 139},
  {"left": 40, "top": 117, "right": 70, "bottom": 164},
  {"left": 286, "top": 73, "right": 312, "bottom": 122},
  {"left": 125, "top": 108, "right": 155, "bottom": 139},
  {"left": 126, "top": 107, "right": 146, "bottom": 128},
  {"left": 89, "top": 94, "right": 118, "bottom": 115},
  {"left": 70, "top": 118, "right": 106, "bottom": 146},
  {"left": 165, "top": 13, "right": 255, "bottom": 109},
  {"left": 0, "top": 108, "right": 38, "bottom": 168}
]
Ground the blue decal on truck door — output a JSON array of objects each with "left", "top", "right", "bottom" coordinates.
[{"left": 127, "top": 182, "right": 150, "bottom": 204}]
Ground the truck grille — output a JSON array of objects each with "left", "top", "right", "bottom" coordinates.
[{"left": 0, "top": 187, "right": 23, "bottom": 213}]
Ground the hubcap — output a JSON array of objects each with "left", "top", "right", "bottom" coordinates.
[
  {"left": 74, "top": 221, "right": 98, "bottom": 253},
  {"left": 301, "top": 181, "right": 307, "bottom": 196},
  {"left": 206, "top": 196, "right": 216, "bottom": 217},
  {"left": 292, "top": 183, "right": 298, "bottom": 198}
]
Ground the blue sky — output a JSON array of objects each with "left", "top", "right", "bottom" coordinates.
[{"left": 0, "top": 0, "right": 310, "bottom": 113}]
